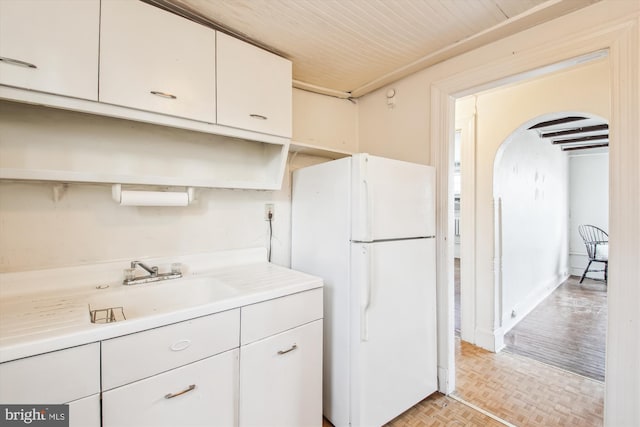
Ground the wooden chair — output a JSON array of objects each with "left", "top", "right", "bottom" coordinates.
[{"left": 578, "top": 224, "right": 608, "bottom": 284}]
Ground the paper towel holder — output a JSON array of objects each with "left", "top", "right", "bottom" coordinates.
[{"left": 111, "top": 184, "right": 195, "bottom": 207}]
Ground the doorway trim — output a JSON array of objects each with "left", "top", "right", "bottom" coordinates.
[
  {"left": 455, "top": 107, "right": 477, "bottom": 344},
  {"left": 430, "top": 6, "right": 639, "bottom": 426}
]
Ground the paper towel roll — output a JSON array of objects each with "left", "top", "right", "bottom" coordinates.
[{"left": 119, "top": 190, "right": 189, "bottom": 206}]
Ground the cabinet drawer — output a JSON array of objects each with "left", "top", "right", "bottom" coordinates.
[
  {"left": 241, "top": 288, "right": 322, "bottom": 345},
  {"left": 102, "top": 349, "right": 239, "bottom": 427},
  {"left": 102, "top": 309, "right": 239, "bottom": 390},
  {"left": 0, "top": 343, "right": 100, "bottom": 403}
]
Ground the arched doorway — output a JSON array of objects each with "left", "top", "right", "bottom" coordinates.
[{"left": 494, "top": 112, "right": 609, "bottom": 380}]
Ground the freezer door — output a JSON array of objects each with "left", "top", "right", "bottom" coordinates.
[
  {"left": 350, "top": 238, "right": 437, "bottom": 427},
  {"left": 352, "top": 154, "right": 435, "bottom": 242}
]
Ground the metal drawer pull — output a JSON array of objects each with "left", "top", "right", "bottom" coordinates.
[
  {"left": 249, "top": 113, "right": 268, "bottom": 120},
  {"left": 277, "top": 344, "right": 298, "bottom": 355},
  {"left": 170, "top": 339, "right": 191, "bottom": 351},
  {"left": 150, "top": 90, "right": 177, "bottom": 99},
  {"left": 164, "top": 384, "right": 196, "bottom": 399},
  {"left": 0, "top": 56, "right": 37, "bottom": 69}
]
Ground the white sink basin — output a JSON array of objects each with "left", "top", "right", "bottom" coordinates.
[{"left": 87, "top": 276, "right": 239, "bottom": 321}]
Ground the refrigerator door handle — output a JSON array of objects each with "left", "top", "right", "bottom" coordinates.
[
  {"left": 360, "top": 246, "right": 373, "bottom": 341},
  {"left": 364, "top": 178, "right": 374, "bottom": 241}
]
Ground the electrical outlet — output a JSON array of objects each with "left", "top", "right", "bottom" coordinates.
[{"left": 264, "top": 203, "right": 274, "bottom": 221}]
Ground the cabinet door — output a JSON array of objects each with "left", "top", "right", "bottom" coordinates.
[
  {"left": 68, "top": 394, "right": 101, "bottom": 427},
  {"left": 0, "top": 343, "right": 100, "bottom": 404},
  {"left": 0, "top": 0, "right": 99, "bottom": 100},
  {"left": 217, "top": 32, "right": 292, "bottom": 137},
  {"left": 102, "top": 349, "right": 239, "bottom": 427},
  {"left": 239, "top": 320, "right": 322, "bottom": 427},
  {"left": 99, "top": 0, "right": 216, "bottom": 123}
]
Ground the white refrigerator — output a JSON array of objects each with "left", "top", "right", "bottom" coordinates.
[{"left": 291, "top": 153, "right": 437, "bottom": 427}]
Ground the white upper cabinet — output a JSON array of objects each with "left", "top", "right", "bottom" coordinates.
[
  {"left": 99, "top": 0, "right": 216, "bottom": 123},
  {"left": 217, "top": 32, "right": 292, "bottom": 137},
  {"left": 0, "top": 0, "right": 99, "bottom": 100}
]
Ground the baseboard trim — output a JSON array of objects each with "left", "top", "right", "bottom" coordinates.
[
  {"left": 475, "top": 327, "right": 504, "bottom": 352},
  {"left": 501, "top": 273, "right": 568, "bottom": 335}
]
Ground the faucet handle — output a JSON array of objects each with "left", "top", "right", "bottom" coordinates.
[{"left": 124, "top": 268, "right": 136, "bottom": 281}]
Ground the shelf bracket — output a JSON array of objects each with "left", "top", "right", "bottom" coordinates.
[{"left": 52, "top": 183, "right": 68, "bottom": 203}]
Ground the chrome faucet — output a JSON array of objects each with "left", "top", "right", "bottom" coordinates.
[
  {"left": 131, "top": 261, "right": 158, "bottom": 277},
  {"left": 124, "top": 260, "right": 182, "bottom": 285}
]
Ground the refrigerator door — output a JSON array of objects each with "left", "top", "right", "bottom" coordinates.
[
  {"left": 352, "top": 154, "right": 435, "bottom": 242},
  {"left": 350, "top": 238, "right": 437, "bottom": 427}
]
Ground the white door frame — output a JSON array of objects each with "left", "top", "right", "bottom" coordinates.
[
  {"left": 454, "top": 109, "right": 477, "bottom": 344},
  {"left": 430, "top": 8, "right": 639, "bottom": 426}
]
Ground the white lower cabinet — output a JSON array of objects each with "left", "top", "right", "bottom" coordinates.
[
  {"left": 0, "top": 343, "right": 100, "bottom": 404},
  {"left": 68, "top": 394, "right": 101, "bottom": 427},
  {"left": 239, "top": 320, "right": 323, "bottom": 427},
  {"left": 0, "top": 343, "right": 101, "bottom": 426},
  {"left": 102, "top": 349, "right": 239, "bottom": 427},
  {"left": 0, "top": 288, "right": 322, "bottom": 427}
]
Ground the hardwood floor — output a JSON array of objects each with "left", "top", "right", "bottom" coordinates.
[
  {"left": 323, "top": 392, "right": 505, "bottom": 427},
  {"left": 454, "top": 338, "right": 604, "bottom": 426},
  {"left": 504, "top": 276, "right": 607, "bottom": 381},
  {"left": 324, "top": 337, "right": 604, "bottom": 427},
  {"left": 384, "top": 392, "right": 505, "bottom": 427}
]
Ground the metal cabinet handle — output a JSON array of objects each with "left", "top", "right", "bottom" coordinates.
[
  {"left": 169, "top": 339, "right": 191, "bottom": 351},
  {"left": 150, "top": 90, "right": 177, "bottom": 99},
  {"left": 0, "top": 56, "right": 37, "bottom": 69},
  {"left": 277, "top": 344, "right": 298, "bottom": 355},
  {"left": 164, "top": 384, "right": 196, "bottom": 399},
  {"left": 249, "top": 113, "right": 268, "bottom": 120}
]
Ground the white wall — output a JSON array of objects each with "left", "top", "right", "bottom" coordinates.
[
  {"left": 358, "top": 72, "right": 431, "bottom": 164},
  {"left": 0, "top": 161, "right": 312, "bottom": 272},
  {"left": 0, "top": 90, "right": 356, "bottom": 273},
  {"left": 494, "top": 128, "right": 569, "bottom": 332},
  {"left": 569, "top": 152, "right": 609, "bottom": 278},
  {"left": 292, "top": 88, "right": 358, "bottom": 153}
]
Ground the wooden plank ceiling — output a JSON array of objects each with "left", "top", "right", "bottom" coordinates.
[{"left": 150, "top": 0, "right": 599, "bottom": 98}]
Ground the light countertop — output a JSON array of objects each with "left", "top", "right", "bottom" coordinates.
[{"left": 0, "top": 249, "right": 323, "bottom": 363}]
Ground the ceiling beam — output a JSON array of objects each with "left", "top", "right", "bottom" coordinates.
[
  {"left": 541, "top": 123, "right": 609, "bottom": 137},
  {"left": 561, "top": 143, "right": 609, "bottom": 151},
  {"left": 552, "top": 134, "right": 609, "bottom": 144},
  {"left": 529, "top": 116, "right": 588, "bottom": 129}
]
